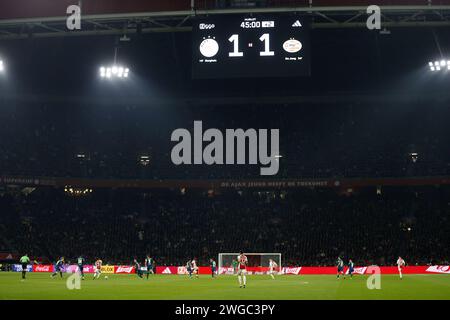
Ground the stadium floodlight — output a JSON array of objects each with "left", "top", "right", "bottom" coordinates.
[
  {"left": 99, "top": 43, "right": 130, "bottom": 80},
  {"left": 428, "top": 59, "right": 450, "bottom": 72},
  {"left": 99, "top": 65, "right": 130, "bottom": 79},
  {"left": 139, "top": 155, "right": 151, "bottom": 166},
  {"left": 409, "top": 152, "right": 419, "bottom": 163},
  {"left": 0, "top": 60, "right": 4, "bottom": 72}
]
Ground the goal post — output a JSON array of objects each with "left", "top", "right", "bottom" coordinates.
[{"left": 218, "top": 253, "right": 282, "bottom": 275}]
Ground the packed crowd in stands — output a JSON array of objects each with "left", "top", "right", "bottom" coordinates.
[
  {"left": 0, "top": 186, "right": 448, "bottom": 266},
  {"left": 0, "top": 101, "right": 450, "bottom": 180}
]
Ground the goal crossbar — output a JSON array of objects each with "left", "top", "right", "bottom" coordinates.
[{"left": 218, "top": 253, "right": 282, "bottom": 274}]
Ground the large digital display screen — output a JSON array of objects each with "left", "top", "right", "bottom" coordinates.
[{"left": 192, "top": 15, "right": 311, "bottom": 79}]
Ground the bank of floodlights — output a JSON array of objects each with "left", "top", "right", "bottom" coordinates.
[
  {"left": 0, "top": 59, "right": 4, "bottom": 72},
  {"left": 428, "top": 60, "right": 450, "bottom": 72},
  {"left": 428, "top": 30, "right": 450, "bottom": 73},
  {"left": 99, "top": 40, "right": 130, "bottom": 80},
  {"left": 99, "top": 65, "right": 130, "bottom": 79}
]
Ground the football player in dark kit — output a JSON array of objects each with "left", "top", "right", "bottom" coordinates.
[
  {"left": 186, "top": 259, "right": 193, "bottom": 278},
  {"left": 210, "top": 258, "right": 217, "bottom": 278},
  {"left": 51, "top": 257, "right": 65, "bottom": 278},
  {"left": 133, "top": 259, "right": 144, "bottom": 278},
  {"left": 77, "top": 255, "right": 85, "bottom": 280},
  {"left": 336, "top": 256, "right": 345, "bottom": 279},
  {"left": 145, "top": 255, "right": 154, "bottom": 279},
  {"left": 348, "top": 259, "right": 355, "bottom": 278}
]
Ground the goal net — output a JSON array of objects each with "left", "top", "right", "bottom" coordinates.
[{"left": 218, "top": 253, "right": 282, "bottom": 275}]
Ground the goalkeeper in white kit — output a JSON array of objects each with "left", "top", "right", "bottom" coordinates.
[{"left": 268, "top": 259, "right": 278, "bottom": 279}]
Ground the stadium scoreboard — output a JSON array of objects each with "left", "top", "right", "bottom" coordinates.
[{"left": 192, "top": 15, "right": 311, "bottom": 79}]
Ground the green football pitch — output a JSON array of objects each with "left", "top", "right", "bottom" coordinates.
[{"left": 0, "top": 273, "right": 449, "bottom": 300}]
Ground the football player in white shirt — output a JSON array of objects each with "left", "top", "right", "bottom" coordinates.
[
  {"left": 93, "top": 259, "right": 102, "bottom": 279},
  {"left": 192, "top": 258, "right": 199, "bottom": 278},
  {"left": 396, "top": 256, "right": 406, "bottom": 279},
  {"left": 237, "top": 252, "right": 248, "bottom": 288},
  {"left": 268, "top": 259, "right": 278, "bottom": 279}
]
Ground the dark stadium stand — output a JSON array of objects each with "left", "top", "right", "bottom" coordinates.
[
  {"left": 0, "top": 101, "right": 449, "bottom": 180},
  {"left": 1, "top": 186, "right": 449, "bottom": 266}
]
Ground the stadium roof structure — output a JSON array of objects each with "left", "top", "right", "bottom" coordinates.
[{"left": 1, "top": 0, "right": 450, "bottom": 39}]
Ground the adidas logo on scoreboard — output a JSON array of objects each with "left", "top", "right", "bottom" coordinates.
[{"left": 292, "top": 20, "right": 302, "bottom": 27}]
